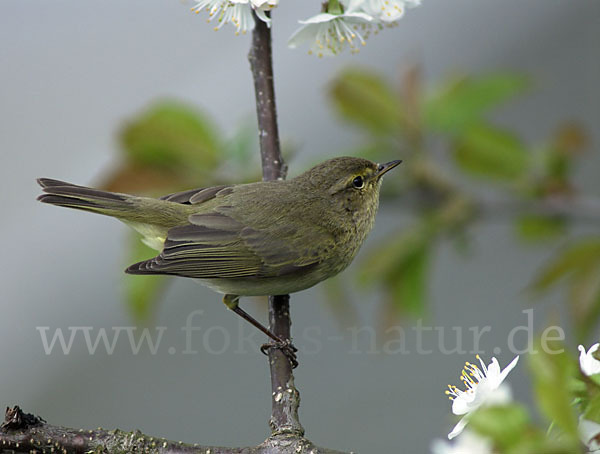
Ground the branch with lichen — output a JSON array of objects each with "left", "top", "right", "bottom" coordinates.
[{"left": 0, "top": 406, "right": 347, "bottom": 454}]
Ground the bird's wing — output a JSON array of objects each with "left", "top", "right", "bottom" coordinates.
[
  {"left": 126, "top": 211, "right": 333, "bottom": 279},
  {"left": 159, "top": 185, "right": 232, "bottom": 205}
]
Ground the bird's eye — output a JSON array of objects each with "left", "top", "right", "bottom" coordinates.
[{"left": 352, "top": 176, "right": 364, "bottom": 189}]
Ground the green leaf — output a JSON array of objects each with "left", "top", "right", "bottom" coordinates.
[
  {"left": 516, "top": 214, "right": 566, "bottom": 242},
  {"left": 532, "top": 238, "right": 600, "bottom": 291},
  {"left": 358, "top": 225, "right": 430, "bottom": 286},
  {"left": 387, "top": 243, "right": 430, "bottom": 316},
  {"left": 529, "top": 340, "right": 579, "bottom": 438},
  {"left": 357, "top": 222, "right": 434, "bottom": 316},
  {"left": 452, "top": 124, "right": 529, "bottom": 181},
  {"left": 469, "top": 404, "right": 529, "bottom": 449},
  {"left": 120, "top": 101, "right": 222, "bottom": 174},
  {"left": 584, "top": 393, "right": 600, "bottom": 425},
  {"left": 570, "top": 264, "right": 600, "bottom": 341},
  {"left": 123, "top": 234, "right": 169, "bottom": 322},
  {"left": 329, "top": 68, "right": 402, "bottom": 135},
  {"left": 425, "top": 73, "right": 529, "bottom": 135}
]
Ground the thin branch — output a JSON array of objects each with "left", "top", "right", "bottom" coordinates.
[
  {"left": 249, "top": 13, "right": 287, "bottom": 183},
  {"left": 248, "top": 13, "right": 303, "bottom": 437}
]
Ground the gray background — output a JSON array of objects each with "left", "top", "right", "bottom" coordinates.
[{"left": 1, "top": 0, "right": 599, "bottom": 452}]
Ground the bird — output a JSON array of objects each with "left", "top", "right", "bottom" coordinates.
[{"left": 37, "top": 156, "right": 401, "bottom": 364}]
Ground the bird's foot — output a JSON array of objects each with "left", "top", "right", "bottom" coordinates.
[{"left": 261, "top": 339, "right": 299, "bottom": 369}]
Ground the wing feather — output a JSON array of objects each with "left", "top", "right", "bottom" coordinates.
[{"left": 126, "top": 184, "right": 335, "bottom": 280}]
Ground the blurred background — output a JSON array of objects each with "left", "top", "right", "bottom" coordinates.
[{"left": 1, "top": 0, "right": 599, "bottom": 452}]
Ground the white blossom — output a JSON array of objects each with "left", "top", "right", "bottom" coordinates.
[
  {"left": 191, "top": 0, "right": 277, "bottom": 34},
  {"left": 445, "top": 355, "right": 519, "bottom": 439},
  {"left": 289, "top": 0, "right": 421, "bottom": 56},
  {"left": 431, "top": 431, "right": 493, "bottom": 454},
  {"left": 359, "top": 0, "right": 406, "bottom": 23},
  {"left": 580, "top": 418, "right": 600, "bottom": 452},
  {"left": 288, "top": 9, "right": 374, "bottom": 57},
  {"left": 579, "top": 343, "right": 600, "bottom": 377}
]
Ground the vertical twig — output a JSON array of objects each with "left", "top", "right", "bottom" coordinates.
[
  {"left": 248, "top": 14, "right": 303, "bottom": 437},
  {"left": 248, "top": 14, "right": 287, "bottom": 182}
]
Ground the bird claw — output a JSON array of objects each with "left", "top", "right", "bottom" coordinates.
[{"left": 261, "top": 339, "right": 299, "bottom": 369}]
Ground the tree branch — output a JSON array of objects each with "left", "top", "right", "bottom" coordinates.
[
  {"left": 248, "top": 13, "right": 304, "bottom": 438},
  {"left": 249, "top": 13, "right": 287, "bottom": 183},
  {"left": 0, "top": 407, "right": 346, "bottom": 454}
]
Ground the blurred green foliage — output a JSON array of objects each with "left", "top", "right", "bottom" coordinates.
[
  {"left": 423, "top": 73, "right": 529, "bottom": 135},
  {"left": 328, "top": 66, "right": 597, "bottom": 340},
  {"left": 533, "top": 238, "right": 600, "bottom": 342},
  {"left": 121, "top": 101, "right": 222, "bottom": 174},
  {"left": 529, "top": 340, "right": 579, "bottom": 437}
]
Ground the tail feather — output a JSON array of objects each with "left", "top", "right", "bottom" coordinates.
[
  {"left": 37, "top": 178, "right": 86, "bottom": 189},
  {"left": 37, "top": 178, "right": 133, "bottom": 216},
  {"left": 37, "top": 177, "right": 192, "bottom": 233},
  {"left": 125, "top": 259, "right": 159, "bottom": 275}
]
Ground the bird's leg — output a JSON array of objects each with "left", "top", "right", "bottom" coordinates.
[{"left": 223, "top": 294, "right": 298, "bottom": 368}]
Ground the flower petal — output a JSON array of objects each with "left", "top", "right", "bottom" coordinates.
[
  {"left": 287, "top": 23, "right": 318, "bottom": 48},
  {"left": 448, "top": 417, "right": 469, "bottom": 440},
  {"left": 298, "top": 13, "right": 338, "bottom": 25},
  {"left": 486, "top": 357, "right": 501, "bottom": 379},
  {"left": 579, "top": 343, "right": 600, "bottom": 376},
  {"left": 436, "top": 431, "right": 494, "bottom": 454},
  {"left": 452, "top": 392, "right": 477, "bottom": 416},
  {"left": 360, "top": 0, "right": 405, "bottom": 22},
  {"left": 497, "top": 356, "right": 519, "bottom": 385},
  {"left": 254, "top": 7, "right": 271, "bottom": 25},
  {"left": 344, "top": 11, "right": 374, "bottom": 22},
  {"left": 580, "top": 417, "right": 600, "bottom": 451},
  {"left": 486, "top": 383, "right": 513, "bottom": 406}
]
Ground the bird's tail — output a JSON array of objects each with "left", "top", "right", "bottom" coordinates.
[
  {"left": 37, "top": 178, "right": 139, "bottom": 218},
  {"left": 37, "top": 178, "right": 190, "bottom": 228}
]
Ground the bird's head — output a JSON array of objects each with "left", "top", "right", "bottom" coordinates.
[{"left": 294, "top": 156, "right": 402, "bottom": 217}]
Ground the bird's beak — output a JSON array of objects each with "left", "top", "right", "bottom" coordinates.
[{"left": 375, "top": 160, "right": 402, "bottom": 179}]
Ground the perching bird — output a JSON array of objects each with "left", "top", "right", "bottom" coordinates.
[{"left": 37, "top": 156, "right": 401, "bottom": 364}]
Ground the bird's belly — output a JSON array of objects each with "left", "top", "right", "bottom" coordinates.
[{"left": 196, "top": 267, "right": 333, "bottom": 297}]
